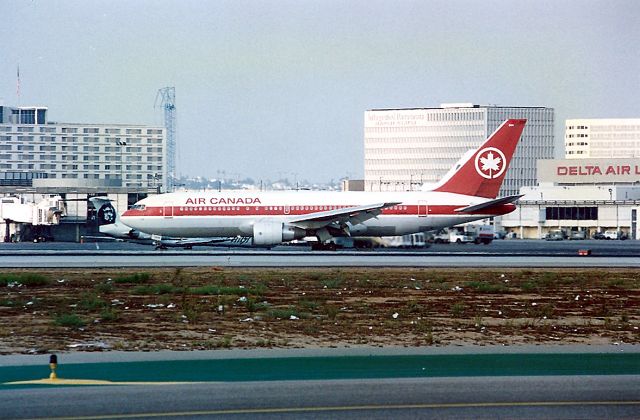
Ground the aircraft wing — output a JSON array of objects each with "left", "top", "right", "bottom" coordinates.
[
  {"left": 454, "top": 194, "right": 523, "bottom": 213},
  {"left": 287, "top": 202, "right": 400, "bottom": 230}
]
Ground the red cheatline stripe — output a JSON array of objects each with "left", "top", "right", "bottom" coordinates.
[{"left": 126, "top": 204, "right": 513, "bottom": 218}]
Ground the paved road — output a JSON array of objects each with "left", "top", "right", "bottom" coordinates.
[{"left": 2, "top": 376, "right": 639, "bottom": 419}]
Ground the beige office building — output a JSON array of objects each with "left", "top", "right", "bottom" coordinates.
[
  {"left": 364, "top": 104, "right": 554, "bottom": 197},
  {"left": 565, "top": 118, "right": 640, "bottom": 159}
]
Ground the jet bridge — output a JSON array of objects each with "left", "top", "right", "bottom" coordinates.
[{"left": 0, "top": 195, "right": 66, "bottom": 242}]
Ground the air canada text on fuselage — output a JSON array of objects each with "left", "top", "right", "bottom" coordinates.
[{"left": 184, "top": 197, "right": 262, "bottom": 206}]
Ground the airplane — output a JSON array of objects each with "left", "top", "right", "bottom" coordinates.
[
  {"left": 121, "top": 119, "right": 527, "bottom": 248},
  {"left": 88, "top": 197, "right": 255, "bottom": 249}
]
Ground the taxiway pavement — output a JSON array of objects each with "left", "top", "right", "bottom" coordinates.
[{"left": 2, "top": 346, "right": 639, "bottom": 419}]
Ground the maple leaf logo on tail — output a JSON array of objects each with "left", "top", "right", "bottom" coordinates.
[{"left": 475, "top": 147, "right": 507, "bottom": 179}]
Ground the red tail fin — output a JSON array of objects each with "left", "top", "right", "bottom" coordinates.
[{"left": 433, "top": 119, "right": 527, "bottom": 198}]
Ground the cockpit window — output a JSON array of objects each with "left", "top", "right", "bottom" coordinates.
[{"left": 130, "top": 204, "right": 146, "bottom": 211}]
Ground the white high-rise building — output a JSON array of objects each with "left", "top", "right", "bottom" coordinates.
[
  {"left": 364, "top": 104, "right": 555, "bottom": 197},
  {"left": 0, "top": 105, "right": 166, "bottom": 190},
  {"left": 565, "top": 118, "right": 640, "bottom": 159}
]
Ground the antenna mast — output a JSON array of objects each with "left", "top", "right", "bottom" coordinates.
[{"left": 154, "top": 87, "right": 176, "bottom": 192}]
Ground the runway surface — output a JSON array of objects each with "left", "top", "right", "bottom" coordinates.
[
  {"left": 0, "top": 239, "right": 638, "bottom": 268},
  {"left": 2, "top": 252, "right": 640, "bottom": 268}
]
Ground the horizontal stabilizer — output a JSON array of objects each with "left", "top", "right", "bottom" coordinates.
[{"left": 454, "top": 194, "right": 523, "bottom": 213}]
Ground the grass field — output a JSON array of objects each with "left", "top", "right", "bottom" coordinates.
[{"left": 0, "top": 267, "right": 638, "bottom": 354}]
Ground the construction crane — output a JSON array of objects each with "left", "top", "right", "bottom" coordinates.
[{"left": 154, "top": 87, "right": 176, "bottom": 192}]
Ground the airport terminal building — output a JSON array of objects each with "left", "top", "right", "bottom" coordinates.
[
  {"left": 500, "top": 158, "right": 640, "bottom": 240},
  {"left": 363, "top": 104, "right": 555, "bottom": 196},
  {"left": 0, "top": 104, "right": 167, "bottom": 241},
  {"left": 500, "top": 118, "right": 640, "bottom": 240}
]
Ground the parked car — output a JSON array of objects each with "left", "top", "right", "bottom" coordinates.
[
  {"left": 545, "top": 230, "right": 565, "bottom": 241},
  {"left": 569, "top": 230, "right": 586, "bottom": 240},
  {"left": 592, "top": 232, "right": 606, "bottom": 240},
  {"left": 493, "top": 230, "right": 507, "bottom": 239},
  {"left": 603, "top": 230, "right": 617, "bottom": 240},
  {"left": 603, "top": 230, "right": 628, "bottom": 240}
]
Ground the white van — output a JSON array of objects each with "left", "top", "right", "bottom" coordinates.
[{"left": 603, "top": 230, "right": 620, "bottom": 240}]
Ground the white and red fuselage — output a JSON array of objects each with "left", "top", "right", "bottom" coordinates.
[
  {"left": 121, "top": 190, "right": 514, "bottom": 237},
  {"left": 122, "top": 119, "right": 527, "bottom": 245}
]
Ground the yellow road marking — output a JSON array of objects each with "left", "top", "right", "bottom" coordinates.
[
  {"left": 20, "top": 400, "right": 640, "bottom": 420},
  {"left": 5, "top": 378, "right": 198, "bottom": 386}
]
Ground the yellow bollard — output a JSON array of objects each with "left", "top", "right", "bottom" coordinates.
[{"left": 49, "top": 354, "right": 58, "bottom": 380}]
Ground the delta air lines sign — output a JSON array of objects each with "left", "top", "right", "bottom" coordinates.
[{"left": 538, "top": 158, "right": 640, "bottom": 184}]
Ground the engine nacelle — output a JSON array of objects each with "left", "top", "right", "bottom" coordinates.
[{"left": 253, "top": 221, "right": 305, "bottom": 246}]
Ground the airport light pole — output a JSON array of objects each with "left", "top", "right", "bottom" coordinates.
[{"left": 116, "top": 140, "right": 127, "bottom": 187}]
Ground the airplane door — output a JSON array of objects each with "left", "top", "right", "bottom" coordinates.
[
  {"left": 163, "top": 202, "right": 173, "bottom": 219},
  {"left": 284, "top": 205, "right": 290, "bottom": 215},
  {"left": 418, "top": 200, "right": 428, "bottom": 217}
]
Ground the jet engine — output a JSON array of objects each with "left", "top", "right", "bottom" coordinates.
[{"left": 253, "top": 221, "right": 305, "bottom": 246}]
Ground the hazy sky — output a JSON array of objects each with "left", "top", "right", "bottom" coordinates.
[{"left": 2, "top": 0, "right": 639, "bottom": 183}]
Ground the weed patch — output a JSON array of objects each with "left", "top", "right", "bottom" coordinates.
[
  {"left": 190, "top": 285, "right": 254, "bottom": 296},
  {"left": 132, "top": 284, "right": 181, "bottom": 295},
  {"left": 99, "top": 307, "right": 120, "bottom": 322},
  {"left": 54, "top": 313, "right": 85, "bottom": 328},
  {"left": 266, "top": 307, "right": 310, "bottom": 320},
  {"left": 0, "top": 273, "right": 49, "bottom": 287},
  {"left": 78, "top": 292, "right": 108, "bottom": 311},
  {"left": 114, "top": 272, "right": 151, "bottom": 284},
  {"left": 94, "top": 282, "right": 114, "bottom": 294},
  {"left": 465, "top": 281, "right": 509, "bottom": 294},
  {"left": 450, "top": 302, "right": 467, "bottom": 318},
  {"left": 323, "top": 304, "right": 339, "bottom": 320}
]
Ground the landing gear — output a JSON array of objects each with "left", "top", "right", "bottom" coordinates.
[{"left": 311, "top": 242, "right": 338, "bottom": 251}]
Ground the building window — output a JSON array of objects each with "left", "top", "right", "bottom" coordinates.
[{"left": 545, "top": 207, "right": 598, "bottom": 220}]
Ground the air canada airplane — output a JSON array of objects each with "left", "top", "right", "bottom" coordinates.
[{"left": 122, "top": 119, "right": 527, "bottom": 247}]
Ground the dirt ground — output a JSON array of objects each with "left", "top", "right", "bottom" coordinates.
[{"left": 0, "top": 267, "right": 638, "bottom": 354}]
